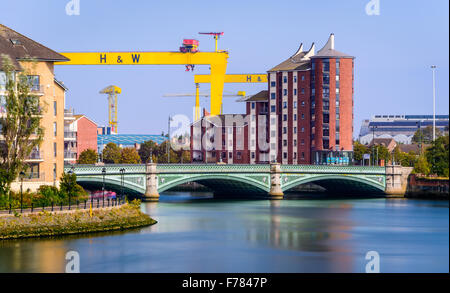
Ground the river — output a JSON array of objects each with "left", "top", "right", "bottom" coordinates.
[{"left": 0, "top": 192, "right": 448, "bottom": 273}]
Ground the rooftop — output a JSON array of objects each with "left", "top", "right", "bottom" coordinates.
[
  {"left": 242, "top": 90, "right": 268, "bottom": 102},
  {"left": 0, "top": 24, "right": 69, "bottom": 70}
]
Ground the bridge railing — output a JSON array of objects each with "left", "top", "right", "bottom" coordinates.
[{"left": 280, "top": 165, "right": 386, "bottom": 174}]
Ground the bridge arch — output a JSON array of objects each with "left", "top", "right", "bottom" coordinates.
[
  {"left": 158, "top": 174, "right": 270, "bottom": 196},
  {"left": 282, "top": 174, "right": 385, "bottom": 195},
  {"left": 76, "top": 177, "right": 145, "bottom": 196}
]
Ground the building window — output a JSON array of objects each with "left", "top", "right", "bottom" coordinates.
[
  {"left": 323, "top": 87, "right": 330, "bottom": 99},
  {"left": 283, "top": 102, "right": 287, "bottom": 109},
  {"left": 294, "top": 101, "right": 297, "bottom": 108},
  {"left": 336, "top": 75, "right": 340, "bottom": 81},
  {"left": 283, "top": 152, "right": 287, "bottom": 159},
  {"left": 283, "top": 76, "right": 287, "bottom": 83},
  {"left": 27, "top": 75, "right": 40, "bottom": 91},
  {"left": 229, "top": 152, "right": 233, "bottom": 159},
  {"left": 336, "top": 88, "right": 340, "bottom": 94},
  {"left": 53, "top": 163, "right": 57, "bottom": 180},
  {"left": 323, "top": 113, "right": 330, "bottom": 124},
  {"left": 283, "top": 89, "right": 287, "bottom": 96},
  {"left": 323, "top": 59, "right": 330, "bottom": 72},
  {"left": 237, "top": 152, "right": 242, "bottom": 160},
  {"left": 53, "top": 122, "right": 57, "bottom": 136},
  {"left": 53, "top": 101, "right": 57, "bottom": 116},
  {"left": 323, "top": 101, "right": 329, "bottom": 111},
  {"left": 294, "top": 89, "right": 297, "bottom": 95},
  {"left": 271, "top": 130, "right": 276, "bottom": 137},
  {"left": 271, "top": 143, "right": 276, "bottom": 149},
  {"left": 251, "top": 102, "right": 255, "bottom": 109},
  {"left": 283, "top": 114, "right": 287, "bottom": 121},
  {"left": 311, "top": 88, "right": 315, "bottom": 95},
  {"left": 312, "top": 62, "right": 315, "bottom": 70},
  {"left": 271, "top": 93, "right": 276, "bottom": 100},
  {"left": 294, "top": 152, "right": 297, "bottom": 159},
  {"left": 271, "top": 105, "right": 276, "bottom": 112},
  {"left": 271, "top": 81, "right": 276, "bottom": 87},
  {"left": 283, "top": 127, "right": 287, "bottom": 134},
  {"left": 251, "top": 152, "right": 255, "bottom": 159},
  {"left": 301, "top": 88, "right": 305, "bottom": 94},
  {"left": 301, "top": 152, "right": 305, "bottom": 159},
  {"left": 301, "top": 75, "right": 305, "bottom": 81},
  {"left": 271, "top": 117, "right": 276, "bottom": 124},
  {"left": 301, "top": 101, "right": 305, "bottom": 107},
  {"left": 301, "top": 127, "right": 305, "bottom": 133},
  {"left": 323, "top": 126, "right": 329, "bottom": 137},
  {"left": 294, "top": 114, "right": 297, "bottom": 121},
  {"left": 283, "top": 140, "right": 287, "bottom": 147},
  {"left": 323, "top": 139, "right": 329, "bottom": 149},
  {"left": 294, "top": 76, "right": 297, "bottom": 83},
  {"left": 54, "top": 142, "right": 57, "bottom": 157},
  {"left": 294, "top": 140, "right": 297, "bottom": 146},
  {"left": 301, "top": 113, "right": 305, "bottom": 120},
  {"left": 294, "top": 127, "right": 297, "bottom": 134},
  {"left": 301, "top": 139, "right": 305, "bottom": 145}
]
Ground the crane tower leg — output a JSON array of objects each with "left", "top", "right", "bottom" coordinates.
[
  {"left": 210, "top": 63, "right": 227, "bottom": 116},
  {"left": 195, "top": 83, "right": 200, "bottom": 121}
]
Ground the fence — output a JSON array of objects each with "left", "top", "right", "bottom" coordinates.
[{"left": 0, "top": 196, "right": 127, "bottom": 215}]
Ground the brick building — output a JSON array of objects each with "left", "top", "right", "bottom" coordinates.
[
  {"left": 64, "top": 112, "right": 98, "bottom": 164},
  {"left": 191, "top": 34, "right": 355, "bottom": 165}
]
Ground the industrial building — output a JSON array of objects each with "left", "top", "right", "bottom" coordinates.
[
  {"left": 359, "top": 115, "right": 450, "bottom": 144},
  {"left": 191, "top": 34, "right": 355, "bottom": 165}
]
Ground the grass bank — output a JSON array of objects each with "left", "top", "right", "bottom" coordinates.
[{"left": 0, "top": 201, "right": 156, "bottom": 240}]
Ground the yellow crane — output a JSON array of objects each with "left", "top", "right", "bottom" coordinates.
[
  {"left": 163, "top": 89, "right": 246, "bottom": 120},
  {"left": 55, "top": 50, "right": 229, "bottom": 116},
  {"left": 100, "top": 85, "right": 121, "bottom": 133}
]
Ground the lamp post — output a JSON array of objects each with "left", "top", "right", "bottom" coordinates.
[
  {"left": 19, "top": 171, "right": 25, "bottom": 213},
  {"left": 120, "top": 168, "right": 125, "bottom": 203},
  {"left": 431, "top": 65, "right": 436, "bottom": 141},
  {"left": 416, "top": 121, "right": 422, "bottom": 155},
  {"left": 371, "top": 126, "right": 377, "bottom": 166},
  {"left": 68, "top": 166, "right": 75, "bottom": 210},
  {"left": 102, "top": 167, "right": 106, "bottom": 206}
]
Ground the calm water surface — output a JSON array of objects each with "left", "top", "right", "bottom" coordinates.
[{"left": 0, "top": 192, "right": 448, "bottom": 273}]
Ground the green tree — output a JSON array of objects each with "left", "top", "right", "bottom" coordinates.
[
  {"left": 412, "top": 125, "right": 442, "bottom": 145},
  {"left": 414, "top": 155, "right": 431, "bottom": 175},
  {"left": 77, "top": 149, "right": 98, "bottom": 164},
  {"left": 120, "top": 147, "right": 141, "bottom": 164},
  {"left": 138, "top": 140, "right": 159, "bottom": 163},
  {"left": 425, "top": 135, "right": 449, "bottom": 177},
  {"left": 102, "top": 142, "right": 121, "bottom": 164},
  {"left": 59, "top": 172, "right": 88, "bottom": 202},
  {"left": 353, "top": 141, "right": 369, "bottom": 163},
  {"left": 0, "top": 55, "right": 44, "bottom": 197},
  {"left": 373, "top": 145, "right": 391, "bottom": 165}
]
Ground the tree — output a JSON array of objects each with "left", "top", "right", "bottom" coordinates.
[
  {"left": 59, "top": 172, "right": 88, "bottom": 202},
  {"left": 120, "top": 147, "right": 141, "bottom": 164},
  {"left": 138, "top": 140, "right": 159, "bottom": 163},
  {"left": 0, "top": 55, "right": 44, "bottom": 197},
  {"left": 393, "top": 146, "right": 418, "bottom": 167},
  {"left": 77, "top": 149, "right": 98, "bottom": 164},
  {"left": 374, "top": 145, "right": 391, "bottom": 165},
  {"left": 102, "top": 142, "right": 121, "bottom": 164},
  {"left": 412, "top": 125, "right": 442, "bottom": 145},
  {"left": 353, "top": 141, "right": 368, "bottom": 163},
  {"left": 414, "top": 155, "right": 431, "bottom": 175},
  {"left": 425, "top": 134, "right": 449, "bottom": 177}
]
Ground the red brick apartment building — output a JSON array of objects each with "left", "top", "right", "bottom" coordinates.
[{"left": 191, "top": 34, "right": 355, "bottom": 165}]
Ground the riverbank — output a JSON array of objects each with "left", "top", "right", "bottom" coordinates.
[
  {"left": 406, "top": 175, "right": 449, "bottom": 200},
  {"left": 0, "top": 201, "right": 156, "bottom": 240}
]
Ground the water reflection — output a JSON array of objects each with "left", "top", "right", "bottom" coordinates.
[{"left": 0, "top": 193, "right": 448, "bottom": 273}]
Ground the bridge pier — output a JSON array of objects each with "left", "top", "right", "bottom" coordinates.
[
  {"left": 385, "top": 165, "right": 413, "bottom": 196},
  {"left": 269, "top": 163, "right": 284, "bottom": 200},
  {"left": 144, "top": 163, "right": 160, "bottom": 202}
]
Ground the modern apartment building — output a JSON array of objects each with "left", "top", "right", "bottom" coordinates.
[
  {"left": 64, "top": 110, "right": 98, "bottom": 164},
  {"left": 191, "top": 34, "right": 355, "bottom": 165},
  {"left": 0, "top": 24, "right": 69, "bottom": 190}
]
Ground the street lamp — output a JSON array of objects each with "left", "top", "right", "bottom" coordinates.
[
  {"left": 68, "top": 166, "right": 75, "bottom": 210},
  {"left": 431, "top": 65, "right": 437, "bottom": 141},
  {"left": 371, "top": 125, "right": 377, "bottom": 166},
  {"left": 119, "top": 168, "right": 125, "bottom": 203},
  {"left": 102, "top": 167, "right": 106, "bottom": 206},
  {"left": 19, "top": 171, "right": 25, "bottom": 213}
]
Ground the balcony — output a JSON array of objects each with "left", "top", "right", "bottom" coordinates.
[
  {"left": 64, "top": 151, "right": 77, "bottom": 160},
  {"left": 21, "top": 172, "right": 45, "bottom": 182},
  {"left": 29, "top": 85, "right": 45, "bottom": 95},
  {"left": 64, "top": 131, "right": 77, "bottom": 140},
  {"left": 26, "top": 150, "right": 44, "bottom": 161}
]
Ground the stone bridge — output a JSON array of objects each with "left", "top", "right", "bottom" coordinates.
[{"left": 65, "top": 164, "right": 410, "bottom": 201}]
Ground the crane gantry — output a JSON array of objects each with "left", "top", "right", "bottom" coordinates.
[{"left": 100, "top": 85, "right": 121, "bottom": 133}]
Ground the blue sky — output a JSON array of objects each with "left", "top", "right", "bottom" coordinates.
[{"left": 1, "top": 0, "right": 448, "bottom": 137}]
